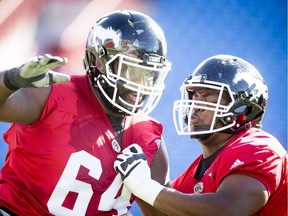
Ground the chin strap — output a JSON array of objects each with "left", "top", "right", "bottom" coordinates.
[
  {"left": 89, "top": 71, "right": 122, "bottom": 115},
  {"left": 191, "top": 118, "right": 258, "bottom": 140},
  {"left": 93, "top": 84, "right": 125, "bottom": 115},
  {"left": 232, "top": 120, "right": 257, "bottom": 133},
  {"left": 190, "top": 126, "right": 214, "bottom": 140}
]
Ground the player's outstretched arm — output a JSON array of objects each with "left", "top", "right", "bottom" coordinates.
[
  {"left": 114, "top": 144, "right": 269, "bottom": 216},
  {"left": 0, "top": 54, "right": 70, "bottom": 124}
]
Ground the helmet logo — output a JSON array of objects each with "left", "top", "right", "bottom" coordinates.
[{"left": 92, "top": 26, "right": 121, "bottom": 50}]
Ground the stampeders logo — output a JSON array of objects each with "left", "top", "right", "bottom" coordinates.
[{"left": 194, "top": 182, "right": 204, "bottom": 194}]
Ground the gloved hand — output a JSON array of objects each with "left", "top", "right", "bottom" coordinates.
[
  {"left": 3, "top": 54, "right": 70, "bottom": 91},
  {"left": 114, "top": 144, "right": 164, "bottom": 206}
]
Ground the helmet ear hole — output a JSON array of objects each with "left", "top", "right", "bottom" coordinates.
[
  {"left": 84, "top": 50, "right": 97, "bottom": 74},
  {"left": 89, "top": 52, "right": 96, "bottom": 69},
  {"left": 245, "top": 105, "right": 263, "bottom": 124},
  {"left": 83, "top": 50, "right": 89, "bottom": 73},
  {"left": 244, "top": 106, "right": 253, "bottom": 116}
]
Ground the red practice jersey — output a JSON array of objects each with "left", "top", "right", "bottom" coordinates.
[
  {"left": 172, "top": 128, "right": 288, "bottom": 215},
  {"left": 0, "top": 75, "right": 162, "bottom": 216}
]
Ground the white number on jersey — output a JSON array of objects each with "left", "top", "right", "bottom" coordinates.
[{"left": 47, "top": 150, "right": 131, "bottom": 216}]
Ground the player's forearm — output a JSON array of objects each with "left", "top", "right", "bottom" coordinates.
[
  {"left": 0, "top": 69, "right": 50, "bottom": 124},
  {"left": 153, "top": 188, "right": 236, "bottom": 216},
  {"left": 0, "top": 71, "right": 15, "bottom": 105},
  {"left": 136, "top": 198, "right": 167, "bottom": 216}
]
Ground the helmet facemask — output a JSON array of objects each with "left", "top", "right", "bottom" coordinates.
[
  {"left": 97, "top": 53, "right": 171, "bottom": 115},
  {"left": 173, "top": 80, "right": 236, "bottom": 137}
]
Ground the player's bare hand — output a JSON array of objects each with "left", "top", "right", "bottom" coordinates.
[{"left": 4, "top": 54, "right": 70, "bottom": 91}]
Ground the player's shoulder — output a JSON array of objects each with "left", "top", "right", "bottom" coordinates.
[
  {"left": 125, "top": 114, "right": 163, "bottom": 136},
  {"left": 129, "top": 113, "right": 160, "bottom": 123},
  {"left": 70, "top": 74, "right": 87, "bottom": 82},
  {"left": 68, "top": 74, "right": 88, "bottom": 88},
  {"left": 225, "top": 128, "right": 286, "bottom": 158},
  {"left": 51, "top": 74, "right": 89, "bottom": 94}
]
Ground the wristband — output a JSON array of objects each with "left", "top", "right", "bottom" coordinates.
[
  {"left": 133, "top": 179, "right": 164, "bottom": 206},
  {"left": 3, "top": 68, "right": 20, "bottom": 91}
]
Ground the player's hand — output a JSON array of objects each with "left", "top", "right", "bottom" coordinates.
[
  {"left": 4, "top": 54, "right": 70, "bottom": 91},
  {"left": 114, "top": 144, "right": 164, "bottom": 206},
  {"left": 114, "top": 144, "right": 147, "bottom": 181}
]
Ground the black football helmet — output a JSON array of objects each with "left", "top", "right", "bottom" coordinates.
[
  {"left": 173, "top": 54, "right": 268, "bottom": 137},
  {"left": 83, "top": 10, "right": 171, "bottom": 115}
]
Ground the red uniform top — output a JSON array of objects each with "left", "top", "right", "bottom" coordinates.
[
  {"left": 0, "top": 75, "right": 162, "bottom": 216},
  {"left": 172, "top": 128, "right": 288, "bottom": 216}
]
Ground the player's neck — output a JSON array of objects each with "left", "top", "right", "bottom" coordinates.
[
  {"left": 95, "top": 91, "right": 124, "bottom": 117},
  {"left": 89, "top": 80, "right": 125, "bottom": 118},
  {"left": 200, "top": 132, "right": 233, "bottom": 158}
]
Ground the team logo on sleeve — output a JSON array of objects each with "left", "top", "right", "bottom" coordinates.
[
  {"left": 112, "top": 139, "right": 121, "bottom": 153},
  {"left": 194, "top": 182, "right": 203, "bottom": 194},
  {"left": 230, "top": 159, "right": 244, "bottom": 169}
]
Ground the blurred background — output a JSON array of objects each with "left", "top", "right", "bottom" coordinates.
[{"left": 0, "top": 0, "right": 286, "bottom": 215}]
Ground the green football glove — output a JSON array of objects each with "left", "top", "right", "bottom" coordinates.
[{"left": 4, "top": 54, "right": 70, "bottom": 91}]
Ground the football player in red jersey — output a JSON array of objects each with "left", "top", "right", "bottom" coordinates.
[
  {"left": 0, "top": 10, "right": 171, "bottom": 216},
  {"left": 114, "top": 55, "right": 288, "bottom": 216}
]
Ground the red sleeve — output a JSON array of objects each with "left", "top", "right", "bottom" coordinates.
[
  {"left": 215, "top": 130, "right": 287, "bottom": 196},
  {"left": 122, "top": 115, "right": 163, "bottom": 166}
]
